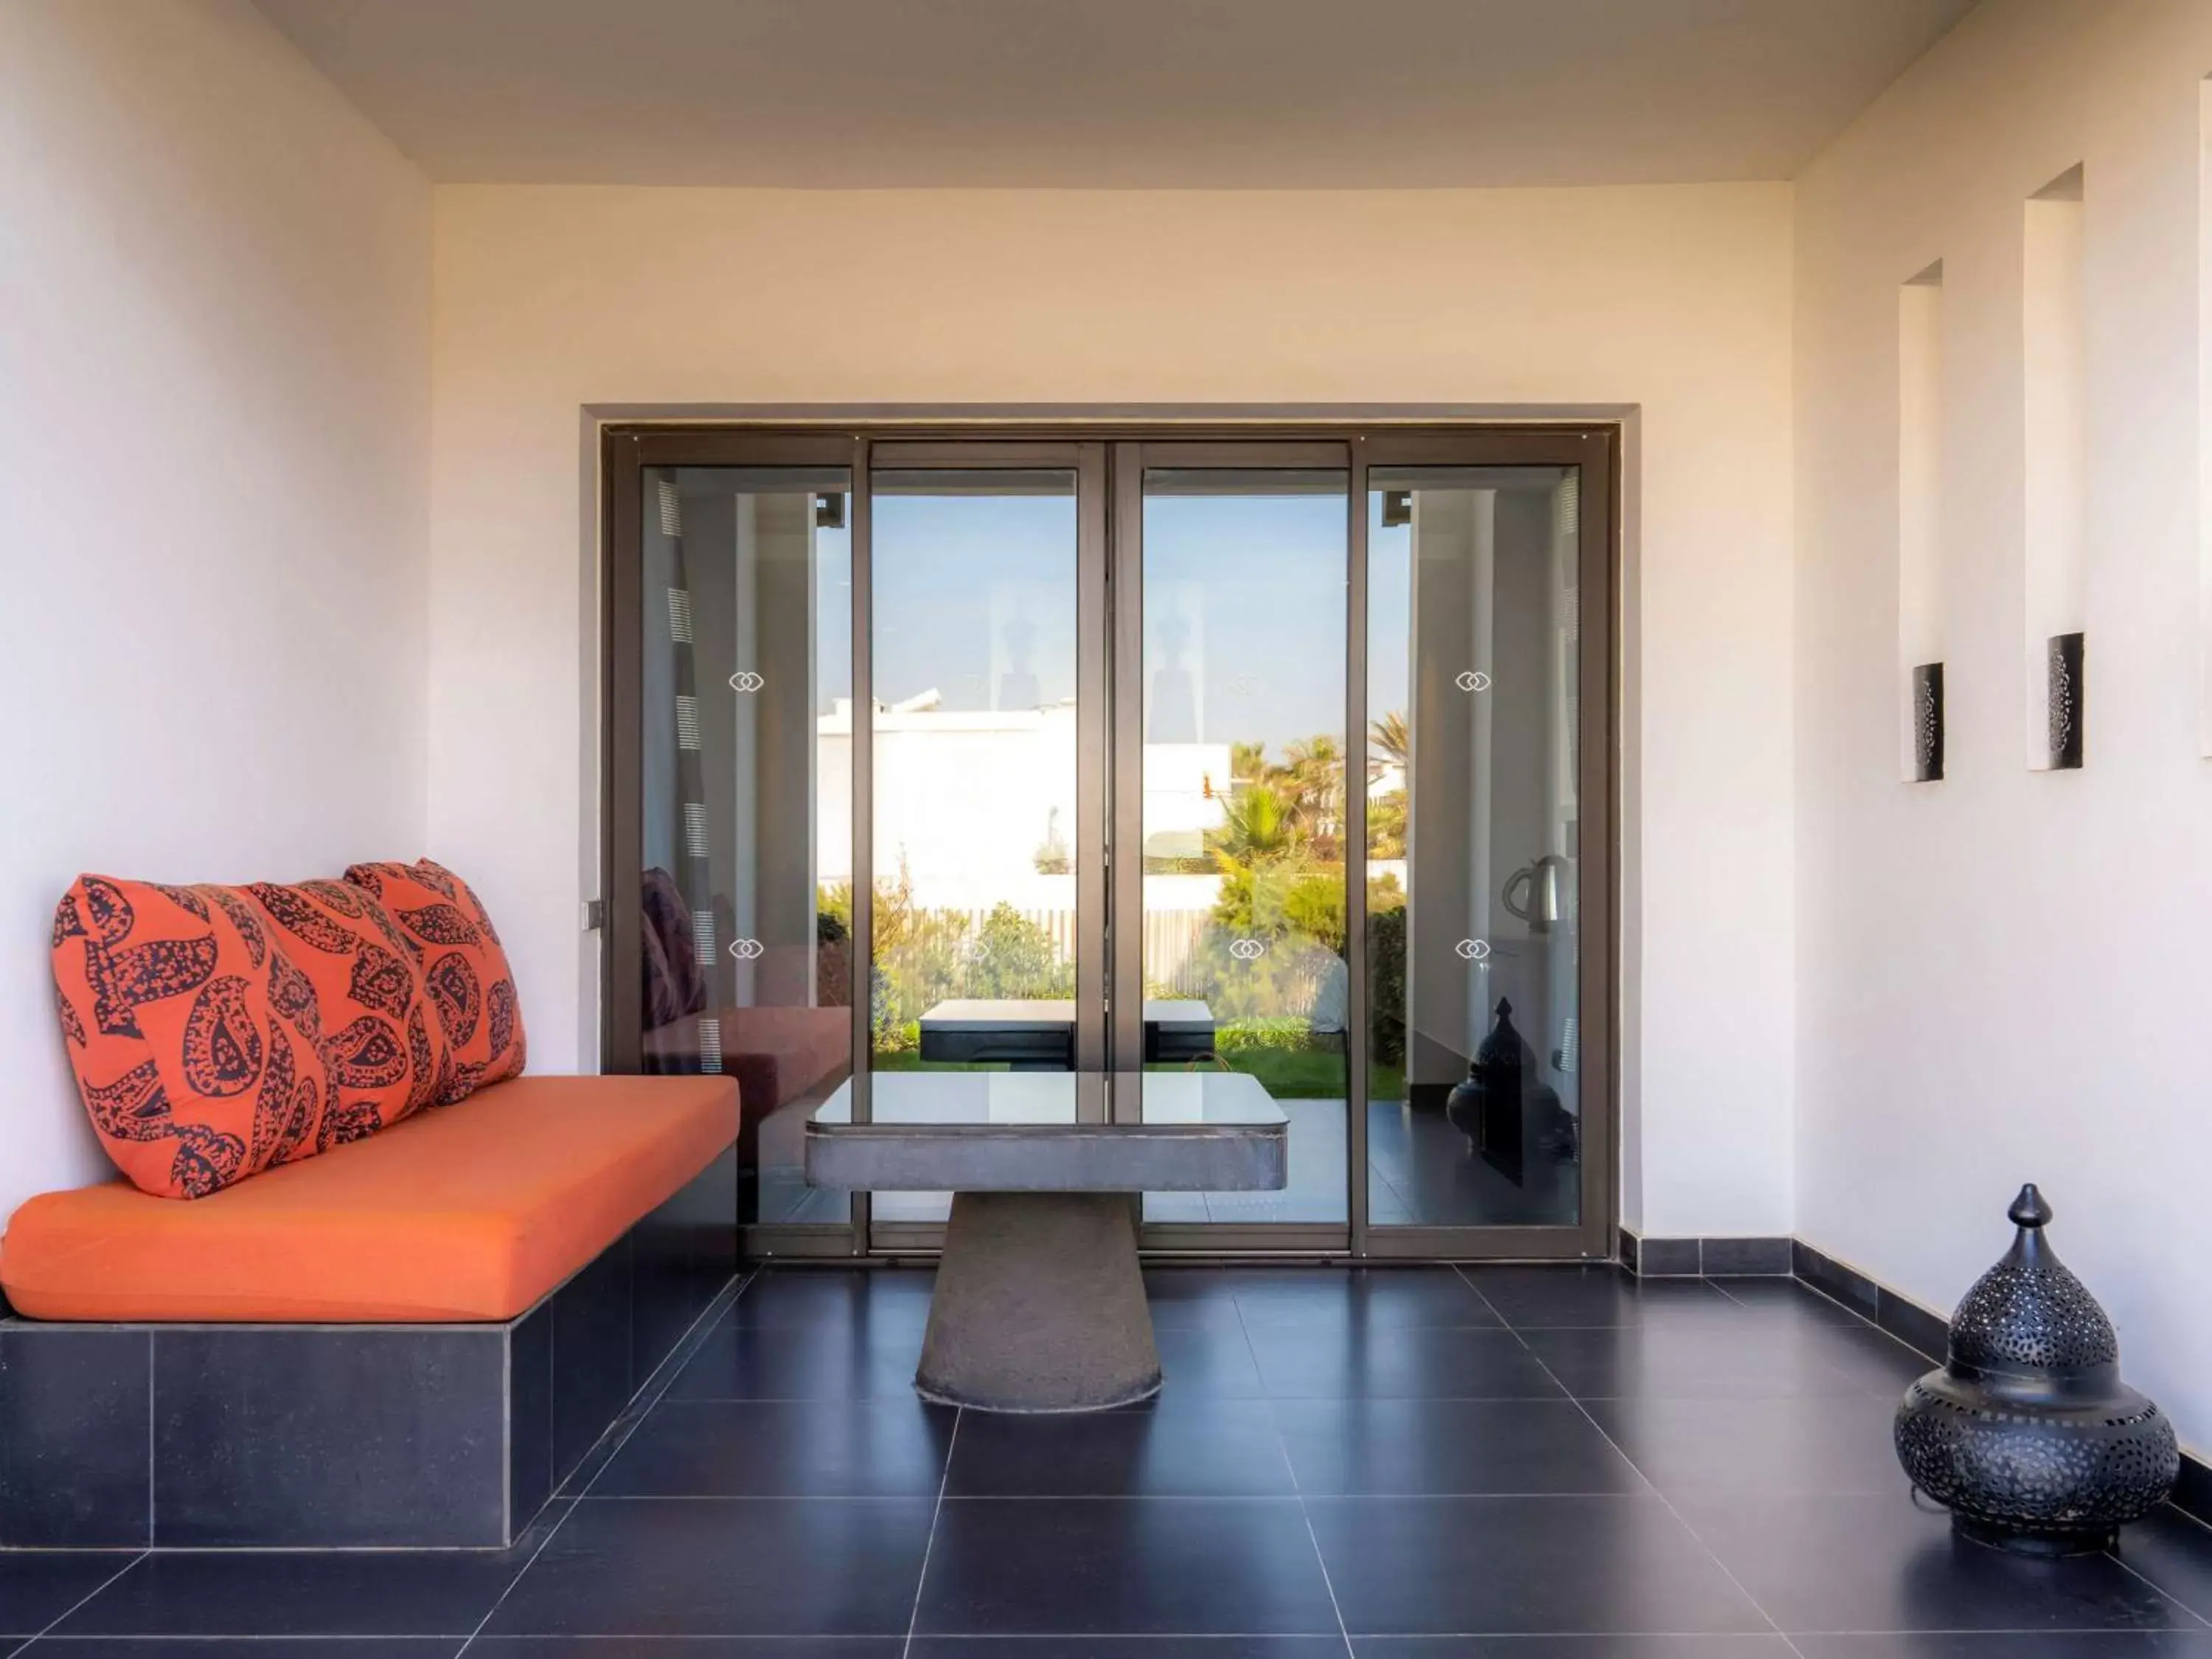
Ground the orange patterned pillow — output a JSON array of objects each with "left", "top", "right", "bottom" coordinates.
[
  {"left": 342, "top": 859, "right": 526, "bottom": 1103},
  {"left": 49, "top": 876, "right": 449, "bottom": 1199}
]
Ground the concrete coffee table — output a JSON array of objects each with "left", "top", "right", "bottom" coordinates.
[{"left": 804, "top": 1071, "right": 1287, "bottom": 1412}]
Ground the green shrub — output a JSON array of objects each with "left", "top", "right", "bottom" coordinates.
[
  {"left": 1213, "top": 1016, "right": 1316, "bottom": 1054},
  {"left": 870, "top": 1017, "right": 922, "bottom": 1055},
  {"left": 1368, "top": 900, "right": 1408, "bottom": 1068},
  {"left": 967, "top": 902, "right": 1074, "bottom": 1001}
]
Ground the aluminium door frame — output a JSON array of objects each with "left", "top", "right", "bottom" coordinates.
[
  {"left": 1348, "top": 427, "right": 1618, "bottom": 1264},
  {"left": 602, "top": 420, "right": 1620, "bottom": 1265}
]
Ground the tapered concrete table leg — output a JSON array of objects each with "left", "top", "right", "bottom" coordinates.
[{"left": 915, "top": 1191, "right": 1161, "bottom": 1412}]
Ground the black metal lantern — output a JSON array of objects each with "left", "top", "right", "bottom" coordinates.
[
  {"left": 1444, "top": 998, "right": 1571, "bottom": 1185},
  {"left": 1894, "top": 1184, "right": 2177, "bottom": 1554}
]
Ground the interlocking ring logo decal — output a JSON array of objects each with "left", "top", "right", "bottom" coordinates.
[
  {"left": 1454, "top": 670, "right": 1493, "bottom": 692},
  {"left": 1228, "top": 937, "right": 1267, "bottom": 961},
  {"left": 1454, "top": 938, "right": 1491, "bottom": 961},
  {"left": 728, "top": 938, "right": 765, "bottom": 961},
  {"left": 729, "top": 670, "right": 765, "bottom": 693}
]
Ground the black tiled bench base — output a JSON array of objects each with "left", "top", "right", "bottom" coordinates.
[{"left": 0, "top": 1146, "right": 737, "bottom": 1550}]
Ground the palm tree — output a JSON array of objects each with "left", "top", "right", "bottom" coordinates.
[
  {"left": 1279, "top": 734, "right": 1343, "bottom": 845},
  {"left": 1210, "top": 780, "right": 1295, "bottom": 866},
  {"left": 1367, "top": 792, "right": 1408, "bottom": 858},
  {"left": 1283, "top": 734, "right": 1340, "bottom": 784},
  {"left": 1369, "top": 709, "right": 1410, "bottom": 777}
]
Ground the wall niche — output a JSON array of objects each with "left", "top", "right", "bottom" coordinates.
[
  {"left": 2023, "top": 164, "right": 2087, "bottom": 771},
  {"left": 1899, "top": 260, "right": 1945, "bottom": 782}
]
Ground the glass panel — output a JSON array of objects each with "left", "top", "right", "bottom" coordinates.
[
  {"left": 638, "top": 466, "right": 853, "bottom": 1227},
  {"left": 1366, "top": 467, "right": 1582, "bottom": 1228},
  {"left": 1140, "top": 469, "right": 1348, "bottom": 1224},
  {"left": 869, "top": 470, "right": 1082, "bottom": 1222}
]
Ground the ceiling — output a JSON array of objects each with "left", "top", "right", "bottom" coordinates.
[{"left": 254, "top": 0, "right": 1978, "bottom": 189}]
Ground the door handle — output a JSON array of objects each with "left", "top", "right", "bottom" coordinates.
[
  {"left": 1502, "top": 857, "right": 1562, "bottom": 933},
  {"left": 1502, "top": 865, "right": 1536, "bottom": 924}
]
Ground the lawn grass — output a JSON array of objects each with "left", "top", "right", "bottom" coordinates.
[{"left": 869, "top": 1051, "right": 996, "bottom": 1072}]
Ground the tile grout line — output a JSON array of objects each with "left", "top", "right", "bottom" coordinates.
[
  {"left": 1452, "top": 1264, "right": 1812, "bottom": 1659},
  {"left": 1709, "top": 1273, "right": 1947, "bottom": 1379},
  {"left": 2102, "top": 1542, "right": 2212, "bottom": 1629},
  {"left": 1711, "top": 1273, "right": 1878, "bottom": 1333},
  {"left": 900, "top": 1404, "right": 961, "bottom": 1659},
  {"left": 21, "top": 1624, "right": 2167, "bottom": 1644},
  {"left": 1713, "top": 1274, "right": 1964, "bottom": 1397},
  {"left": 14, "top": 1549, "right": 146, "bottom": 1649},
  {"left": 522, "top": 1487, "right": 1942, "bottom": 1506},
  {"left": 453, "top": 1265, "right": 762, "bottom": 1655},
  {"left": 551, "top": 1489, "right": 1865, "bottom": 1502},
  {"left": 145, "top": 1329, "right": 154, "bottom": 1548},
  {"left": 552, "top": 1265, "right": 763, "bottom": 1500},
  {"left": 1233, "top": 1293, "right": 1354, "bottom": 1659},
  {"left": 1635, "top": 1273, "right": 1925, "bottom": 1399}
]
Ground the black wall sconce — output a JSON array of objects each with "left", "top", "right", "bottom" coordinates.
[
  {"left": 1911, "top": 661, "right": 1944, "bottom": 782},
  {"left": 2046, "top": 631, "right": 2084, "bottom": 770}
]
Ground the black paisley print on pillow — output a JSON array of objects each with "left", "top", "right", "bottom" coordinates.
[
  {"left": 341, "top": 860, "right": 526, "bottom": 1104},
  {"left": 50, "top": 874, "right": 450, "bottom": 1198}
]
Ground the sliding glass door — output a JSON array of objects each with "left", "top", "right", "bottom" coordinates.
[
  {"left": 607, "top": 456, "right": 856, "bottom": 1230},
  {"left": 1364, "top": 462, "right": 1597, "bottom": 1242},
  {"left": 1113, "top": 449, "right": 1352, "bottom": 1242},
  {"left": 605, "top": 425, "right": 1613, "bottom": 1260},
  {"left": 857, "top": 446, "right": 1107, "bottom": 1244}
]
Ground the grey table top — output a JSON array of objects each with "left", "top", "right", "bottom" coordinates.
[
  {"left": 804, "top": 1071, "right": 1288, "bottom": 1193},
  {"left": 918, "top": 999, "right": 1214, "bottom": 1032},
  {"left": 810, "top": 1070, "right": 1281, "bottom": 1127}
]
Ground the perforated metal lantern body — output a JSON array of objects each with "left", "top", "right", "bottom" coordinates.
[
  {"left": 1894, "top": 1185, "right": 2177, "bottom": 1554},
  {"left": 1445, "top": 998, "right": 1532, "bottom": 1179}
]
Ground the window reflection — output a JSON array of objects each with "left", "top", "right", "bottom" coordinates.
[
  {"left": 1367, "top": 467, "right": 1582, "bottom": 1228},
  {"left": 638, "top": 467, "right": 854, "bottom": 1225}
]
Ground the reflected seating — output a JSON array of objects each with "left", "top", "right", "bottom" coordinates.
[{"left": 644, "top": 1002, "right": 850, "bottom": 1110}]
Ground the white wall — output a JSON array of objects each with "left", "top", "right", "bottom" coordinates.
[
  {"left": 430, "top": 182, "right": 1798, "bottom": 1237},
  {"left": 0, "top": 1, "right": 432, "bottom": 1221},
  {"left": 1795, "top": 0, "right": 2212, "bottom": 1449}
]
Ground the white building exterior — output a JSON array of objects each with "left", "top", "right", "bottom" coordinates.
[{"left": 814, "top": 694, "right": 1233, "bottom": 918}]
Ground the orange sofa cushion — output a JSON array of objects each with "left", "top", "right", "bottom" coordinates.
[
  {"left": 344, "top": 859, "right": 525, "bottom": 1102},
  {"left": 50, "top": 876, "right": 449, "bottom": 1200},
  {"left": 0, "top": 1074, "right": 738, "bottom": 1323}
]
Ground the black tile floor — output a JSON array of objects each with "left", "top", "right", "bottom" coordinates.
[{"left": 6, "top": 1263, "right": 2212, "bottom": 1657}]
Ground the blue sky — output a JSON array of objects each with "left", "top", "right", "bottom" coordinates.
[{"left": 810, "top": 485, "right": 1413, "bottom": 761}]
